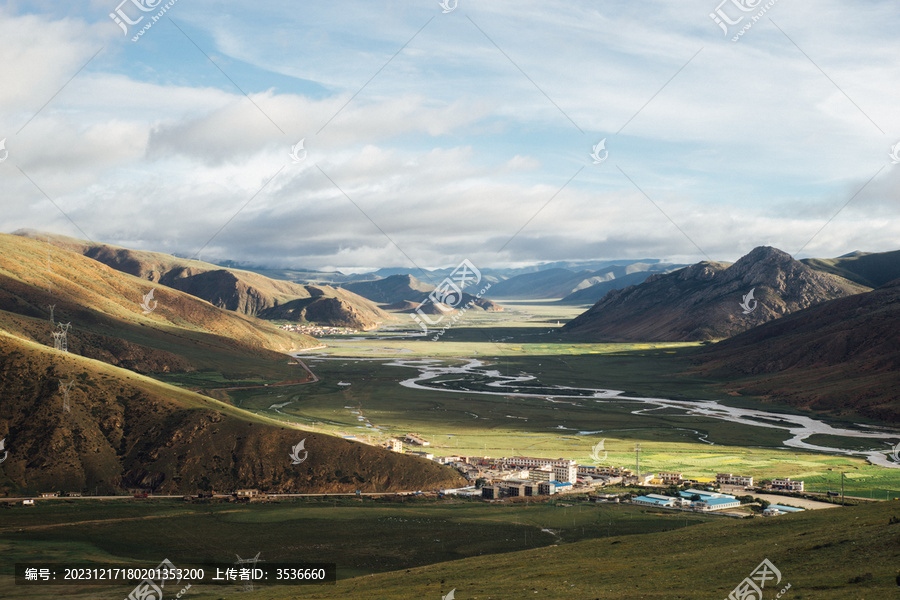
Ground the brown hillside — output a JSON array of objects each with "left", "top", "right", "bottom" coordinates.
[
  {"left": 0, "top": 331, "right": 465, "bottom": 495},
  {"left": 692, "top": 279, "right": 900, "bottom": 422},
  {"left": 0, "top": 233, "right": 317, "bottom": 373},
  {"left": 563, "top": 246, "right": 869, "bottom": 341},
  {"left": 14, "top": 231, "right": 393, "bottom": 330}
]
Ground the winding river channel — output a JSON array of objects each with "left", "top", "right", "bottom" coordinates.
[{"left": 300, "top": 352, "right": 900, "bottom": 468}]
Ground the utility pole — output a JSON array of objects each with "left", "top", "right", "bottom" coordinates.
[
  {"left": 635, "top": 443, "right": 641, "bottom": 478},
  {"left": 841, "top": 472, "right": 845, "bottom": 506}
]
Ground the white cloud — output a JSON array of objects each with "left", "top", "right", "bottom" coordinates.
[{"left": 1, "top": 1, "right": 899, "bottom": 270}]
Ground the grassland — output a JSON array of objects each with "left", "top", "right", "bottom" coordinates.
[
  {"left": 0, "top": 497, "right": 716, "bottom": 599},
  {"left": 4, "top": 498, "right": 898, "bottom": 599}
]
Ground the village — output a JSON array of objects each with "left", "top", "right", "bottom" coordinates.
[
  {"left": 278, "top": 324, "right": 360, "bottom": 337},
  {"left": 24, "top": 433, "right": 818, "bottom": 517},
  {"left": 385, "top": 434, "right": 813, "bottom": 517}
]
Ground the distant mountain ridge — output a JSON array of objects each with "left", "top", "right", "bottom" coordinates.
[
  {"left": 563, "top": 246, "right": 870, "bottom": 341},
  {"left": 342, "top": 274, "right": 502, "bottom": 312},
  {"left": 488, "top": 262, "right": 686, "bottom": 302}
]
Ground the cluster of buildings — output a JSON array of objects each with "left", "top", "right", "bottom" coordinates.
[
  {"left": 380, "top": 441, "right": 807, "bottom": 509},
  {"left": 633, "top": 489, "right": 741, "bottom": 512},
  {"left": 278, "top": 324, "right": 358, "bottom": 336},
  {"left": 649, "top": 472, "right": 804, "bottom": 493}
]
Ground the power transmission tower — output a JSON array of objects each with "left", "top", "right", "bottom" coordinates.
[
  {"left": 59, "top": 379, "right": 75, "bottom": 413},
  {"left": 54, "top": 322, "right": 71, "bottom": 353},
  {"left": 235, "top": 552, "right": 262, "bottom": 592},
  {"left": 47, "top": 304, "right": 55, "bottom": 323}
]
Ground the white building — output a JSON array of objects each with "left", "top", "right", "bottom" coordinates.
[
  {"left": 658, "top": 472, "right": 684, "bottom": 484},
  {"left": 528, "top": 467, "right": 553, "bottom": 482},
  {"left": 552, "top": 463, "right": 578, "bottom": 484},
  {"left": 771, "top": 478, "right": 804, "bottom": 492},
  {"left": 716, "top": 473, "right": 754, "bottom": 487},
  {"left": 387, "top": 438, "right": 403, "bottom": 453},
  {"left": 506, "top": 456, "right": 576, "bottom": 469}
]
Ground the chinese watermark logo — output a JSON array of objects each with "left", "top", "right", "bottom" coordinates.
[
  {"left": 739, "top": 288, "right": 758, "bottom": 315},
  {"left": 889, "top": 142, "right": 900, "bottom": 165},
  {"left": 125, "top": 558, "right": 191, "bottom": 600},
  {"left": 289, "top": 139, "right": 307, "bottom": 163},
  {"left": 0, "top": 138, "right": 8, "bottom": 163},
  {"left": 289, "top": 439, "right": 308, "bottom": 465},
  {"left": 0, "top": 438, "right": 7, "bottom": 464},
  {"left": 442, "top": 588, "right": 456, "bottom": 600},
  {"left": 590, "top": 138, "right": 608, "bottom": 164},
  {"left": 710, "top": 0, "right": 780, "bottom": 42},
  {"left": 589, "top": 439, "right": 607, "bottom": 463},
  {"left": 411, "top": 259, "right": 492, "bottom": 339},
  {"left": 110, "top": 0, "right": 181, "bottom": 42},
  {"left": 725, "top": 558, "right": 790, "bottom": 600},
  {"left": 438, "top": 0, "right": 458, "bottom": 14},
  {"left": 891, "top": 441, "right": 900, "bottom": 464},
  {"left": 141, "top": 289, "right": 158, "bottom": 314}
]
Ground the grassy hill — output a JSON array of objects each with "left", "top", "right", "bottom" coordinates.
[
  {"left": 0, "top": 234, "right": 464, "bottom": 495},
  {"left": 13, "top": 230, "right": 393, "bottom": 330},
  {"left": 0, "top": 330, "right": 463, "bottom": 495},
  {"left": 0, "top": 233, "right": 317, "bottom": 372},
  {"left": 261, "top": 499, "right": 899, "bottom": 599},
  {"left": 3, "top": 498, "right": 897, "bottom": 599}
]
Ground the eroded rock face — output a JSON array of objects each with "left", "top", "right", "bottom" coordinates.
[{"left": 563, "top": 246, "right": 870, "bottom": 342}]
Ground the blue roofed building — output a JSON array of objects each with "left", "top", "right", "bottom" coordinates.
[
  {"left": 633, "top": 494, "right": 676, "bottom": 508},
  {"left": 764, "top": 504, "right": 804, "bottom": 516},
  {"left": 692, "top": 496, "right": 740, "bottom": 511}
]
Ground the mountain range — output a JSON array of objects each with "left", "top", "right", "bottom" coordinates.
[
  {"left": 14, "top": 231, "right": 392, "bottom": 331},
  {"left": 342, "top": 274, "right": 502, "bottom": 312},
  {"left": 562, "top": 246, "right": 870, "bottom": 341},
  {"left": 488, "top": 262, "right": 686, "bottom": 302}
]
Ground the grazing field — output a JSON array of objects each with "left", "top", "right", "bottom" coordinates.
[
  {"left": 265, "top": 499, "right": 900, "bottom": 600},
  {"left": 9, "top": 499, "right": 891, "bottom": 600},
  {"left": 0, "top": 498, "right": 715, "bottom": 599}
]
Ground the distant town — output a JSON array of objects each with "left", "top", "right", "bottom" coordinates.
[{"left": 279, "top": 324, "right": 360, "bottom": 336}]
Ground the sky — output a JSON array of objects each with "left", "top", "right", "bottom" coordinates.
[{"left": 1, "top": 0, "right": 899, "bottom": 272}]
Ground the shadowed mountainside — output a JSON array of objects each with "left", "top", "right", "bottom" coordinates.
[
  {"left": 692, "top": 278, "right": 900, "bottom": 422},
  {"left": 801, "top": 249, "right": 900, "bottom": 289},
  {"left": 0, "top": 331, "right": 465, "bottom": 495},
  {"left": 563, "top": 246, "right": 869, "bottom": 341}
]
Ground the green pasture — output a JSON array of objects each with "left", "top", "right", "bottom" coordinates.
[{"left": 0, "top": 498, "right": 714, "bottom": 599}]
